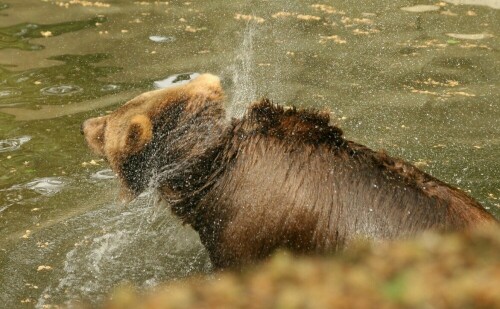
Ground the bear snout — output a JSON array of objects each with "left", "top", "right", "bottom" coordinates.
[
  {"left": 80, "top": 122, "right": 85, "bottom": 135},
  {"left": 81, "top": 117, "right": 107, "bottom": 156}
]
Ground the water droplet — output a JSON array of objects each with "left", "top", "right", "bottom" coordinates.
[
  {"left": 153, "top": 72, "right": 200, "bottom": 89},
  {"left": 41, "top": 85, "right": 83, "bottom": 96},
  {"left": 0, "top": 135, "right": 31, "bottom": 153},
  {"left": 149, "top": 35, "right": 176, "bottom": 43}
]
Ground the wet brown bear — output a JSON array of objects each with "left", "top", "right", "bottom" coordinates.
[{"left": 82, "top": 74, "right": 497, "bottom": 269}]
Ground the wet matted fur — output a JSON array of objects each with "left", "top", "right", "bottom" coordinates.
[{"left": 82, "top": 74, "right": 497, "bottom": 269}]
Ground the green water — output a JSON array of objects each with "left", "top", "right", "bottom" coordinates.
[{"left": 0, "top": 0, "right": 498, "bottom": 307}]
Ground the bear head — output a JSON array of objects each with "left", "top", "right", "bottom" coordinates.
[{"left": 81, "top": 74, "right": 227, "bottom": 201}]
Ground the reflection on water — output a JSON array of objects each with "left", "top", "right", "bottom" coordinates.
[{"left": 0, "top": 0, "right": 498, "bottom": 307}]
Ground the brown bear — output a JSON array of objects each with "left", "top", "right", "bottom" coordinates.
[{"left": 82, "top": 74, "right": 497, "bottom": 269}]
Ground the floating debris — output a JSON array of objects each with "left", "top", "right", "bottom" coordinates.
[
  {"left": 413, "top": 78, "right": 459, "bottom": 87},
  {"left": 81, "top": 159, "right": 103, "bottom": 167},
  {"left": 401, "top": 5, "right": 440, "bottom": 12},
  {"left": 296, "top": 14, "right": 321, "bottom": 21},
  {"left": 184, "top": 25, "right": 206, "bottom": 33},
  {"left": 40, "top": 31, "right": 53, "bottom": 37},
  {"left": 319, "top": 35, "right": 346, "bottom": 44},
  {"left": 21, "top": 230, "right": 32, "bottom": 239},
  {"left": 311, "top": 4, "right": 344, "bottom": 14},
  {"left": 37, "top": 265, "right": 53, "bottom": 271},
  {"left": 446, "top": 33, "right": 494, "bottom": 40},
  {"left": 153, "top": 72, "right": 200, "bottom": 89},
  {"left": 0, "top": 136, "right": 31, "bottom": 153},
  {"left": 234, "top": 14, "right": 265, "bottom": 23},
  {"left": 148, "top": 35, "right": 175, "bottom": 43},
  {"left": 272, "top": 11, "right": 296, "bottom": 18}
]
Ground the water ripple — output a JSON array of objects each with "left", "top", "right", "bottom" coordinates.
[
  {"left": 0, "top": 88, "right": 21, "bottom": 98},
  {"left": 91, "top": 169, "right": 117, "bottom": 180},
  {"left": 11, "top": 177, "right": 69, "bottom": 196},
  {"left": 41, "top": 85, "right": 83, "bottom": 96},
  {"left": 0, "top": 135, "right": 31, "bottom": 153}
]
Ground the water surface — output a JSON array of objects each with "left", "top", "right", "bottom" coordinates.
[{"left": 0, "top": 0, "right": 498, "bottom": 307}]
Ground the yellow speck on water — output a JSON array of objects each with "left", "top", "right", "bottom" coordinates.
[
  {"left": 21, "top": 230, "right": 32, "bottom": 239},
  {"left": 453, "top": 91, "right": 475, "bottom": 97},
  {"left": 441, "top": 10, "right": 458, "bottom": 16},
  {"left": 319, "top": 35, "right": 346, "bottom": 44},
  {"left": 31, "top": 208, "right": 40, "bottom": 212},
  {"left": 34, "top": 81, "right": 42, "bottom": 85},
  {"left": 37, "top": 265, "right": 53, "bottom": 271},
  {"left": 40, "top": 31, "right": 52, "bottom": 38},
  {"left": 121, "top": 29, "right": 129, "bottom": 33},
  {"left": 37, "top": 241, "right": 50, "bottom": 248},
  {"left": 272, "top": 12, "right": 295, "bottom": 18},
  {"left": 433, "top": 144, "right": 446, "bottom": 148},
  {"left": 7, "top": 155, "right": 11, "bottom": 159},
  {"left": 296, "top": 14, "right": 321, "bottom": 21},
  {"left": 234, "top": 14, "right": 265, "bottom": 23},
  {"left": 311, "top": 4, "right": 343, "bottom": 15}
]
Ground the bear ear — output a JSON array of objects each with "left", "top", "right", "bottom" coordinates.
[{"left": 125, "top": 114, "right": 153, "bottom": 154}]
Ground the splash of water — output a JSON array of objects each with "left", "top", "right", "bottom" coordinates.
[
  {"left": 227, "top": 21, "right": 259, "bottom": 118},
  {"left": 33, "top": 190, "right": 210, "bottom": 308}
]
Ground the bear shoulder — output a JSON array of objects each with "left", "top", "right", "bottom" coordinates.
[{"left": 241, "top": 99, "right": 345, "bottom": 147}]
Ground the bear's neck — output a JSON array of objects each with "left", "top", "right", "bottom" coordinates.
[{"left": 154, "top": 102, "right": 234, "bottom": 222}]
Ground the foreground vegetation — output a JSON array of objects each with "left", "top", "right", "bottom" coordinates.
[{"left": 102, "top": 225, "right": 499, "bottom": 309}]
